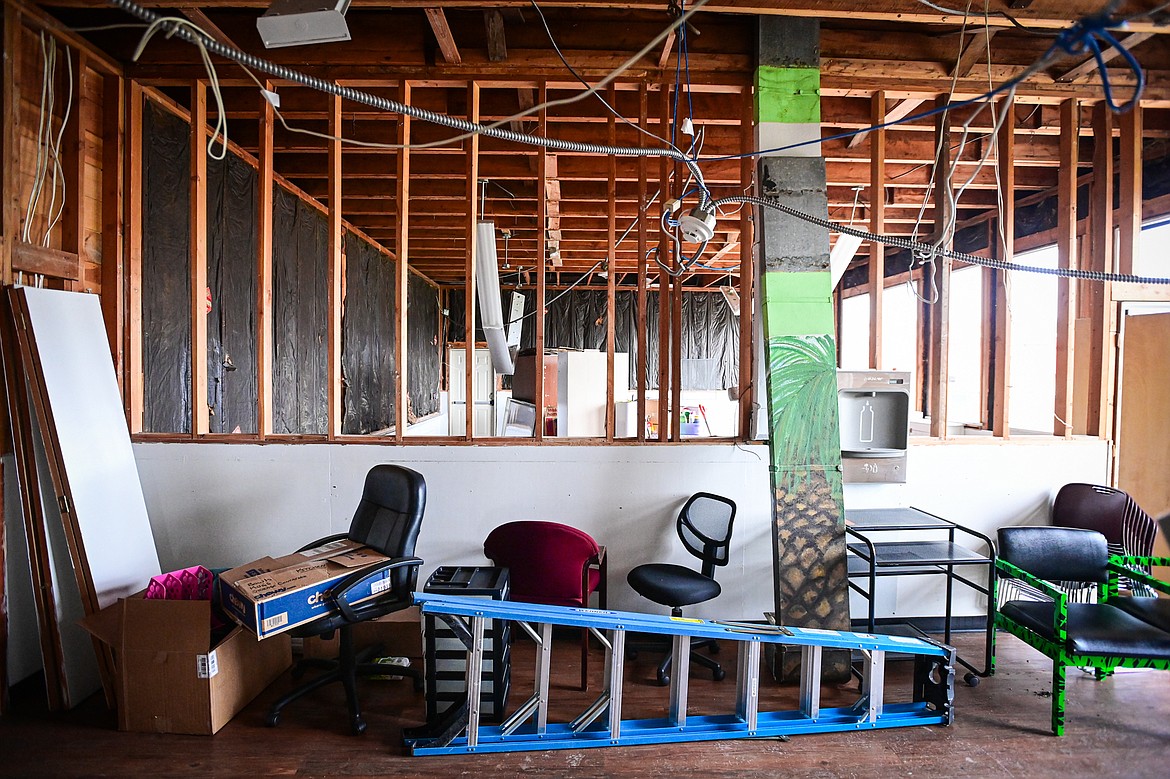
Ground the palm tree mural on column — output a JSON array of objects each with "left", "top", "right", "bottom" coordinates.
[{"left": 767, "top": 333, "right": 849, "bottom": 637}]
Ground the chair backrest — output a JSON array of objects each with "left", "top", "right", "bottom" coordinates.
[
  {"left": 483, "top": 521, "right": 601, "bottom": 605},
  {"left": 997, "top": 526, "right": 1109, "bottom": 584},
  {"left": 348, "top": 464, "right": 427, "bottom": 593},
  {"left": 1052, "top": 482, "right": 1156, "bottom": 557},
  {"left": 677, "top": 492, "right": 736, "bottom": 580}
]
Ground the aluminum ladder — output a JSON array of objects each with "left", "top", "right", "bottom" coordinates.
[{"left": 405, "top": 593, "right": 955, "bottom": 755}]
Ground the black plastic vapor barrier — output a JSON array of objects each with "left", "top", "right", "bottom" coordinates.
[
  {"left": 142, "top": 101, "right": 192, "bottom": 433},
  {"left": 207, "top": 148, "right": 259, "bottom": 434},
  {"left": 342, "top": 233, "right": 396, "bottom": 435},
  {"left": 272, "top": 186, "right": 329, "bottom": 434},
  {"left": 407, "top": 274, "right": 442, "bottom": 419}
]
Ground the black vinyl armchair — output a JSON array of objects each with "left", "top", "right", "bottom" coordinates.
[{"left": 266, "top": 464, "right": 426, "bottom": 735}]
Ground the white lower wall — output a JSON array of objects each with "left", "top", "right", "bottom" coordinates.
[{"left": 132, "top": 436, "right": 1109, "bottom": 623}]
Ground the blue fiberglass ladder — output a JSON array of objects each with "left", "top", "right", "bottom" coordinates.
[{"left": 404, "top": 593, "right": 955, "bottom": 755}]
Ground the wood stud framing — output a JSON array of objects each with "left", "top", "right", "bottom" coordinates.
[
  {"left": 327, "top": 95, "right": 343, "bottom": 439},
  {"left": 737, "top": 87, "right": 754, "bottom": 439},
  {"left": 189, "top": 80, "right": 209, "bottom": 436},
  {"left": 1054, "top": 98, "right": 1079, "bottom": 438},
  {"left": 0, "top": 5, "right": 1164, "bottom": 455},
  {"left": 927, "top": 96, "right": 952, "bottom": 439},
  {"left": 868, "top": 91, "right": 886, "bottom": 370},
  {"left": 256, "top": 81, "right": 275, "bottom": 438},
  {"left": 395, "top": 80, "right": 411, "bottom": 442},
  {"left": 1087, "top": 103, "right": 1114, "bottom": 439},
  {"left": 464, "top": 82, "right": 480, "bottom": 440},
  {"left": 991, "top": 96, "right": 1014, "bottom": 438}
]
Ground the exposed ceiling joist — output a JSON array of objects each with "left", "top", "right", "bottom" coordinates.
[
  {"left": 484, "top": 8, "right": 508, "bottom": 62},
  {"left": 847, "top": 98, "right": 927, "bottom": 149},
  {"left": 424, "top": 7, "right": 462, "bottom": 64}
]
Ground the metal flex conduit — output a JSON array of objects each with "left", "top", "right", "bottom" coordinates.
[
  {"left": 110, "top": 0, "right": 711, "bottom": 207},
  {"left": 713, "top": 195, "right": 1170, "bottom": 285}
]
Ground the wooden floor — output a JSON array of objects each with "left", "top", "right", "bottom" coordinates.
[{"left": 3, "top": 631, "right": 1169, "bottom": 778}]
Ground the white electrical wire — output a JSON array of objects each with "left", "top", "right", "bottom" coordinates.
[
  {"left": 43, "top": 44, "right": 74, "bottom": 246},
  {"left": 21, "top": 32, "right": 52, "bottom": 244},
  {"left": 133, "top": 16, "right": 229, "bottom": 160}
]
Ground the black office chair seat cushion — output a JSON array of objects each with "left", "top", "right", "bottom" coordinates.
[
  {"left": 1111, "top": 596, "right": 1170, "bottom": 634},
  {"left": 1001, "top": 600, "right": 1170, "bottom": 658},
  {"left": 627, "top": 563, "right": 721, "bottom": 609}
]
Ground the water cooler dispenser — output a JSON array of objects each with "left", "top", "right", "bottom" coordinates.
[{"left": 836, "top": 370, "right": 911, "bottom": 483}]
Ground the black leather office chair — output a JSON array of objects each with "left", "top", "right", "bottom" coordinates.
[
  {"left": 627, "top": 492, "right": 736, "bottom": 685},
  {"left": 266, "top": 464, "right": 426, "bottom": 735}
]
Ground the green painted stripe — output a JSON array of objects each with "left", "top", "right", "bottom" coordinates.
[
  {"left": 755, "top": 65, "right": 821, "bottom": 125},
  {"left": 761, "top": 271, "right": 834, "bottom": 335}
]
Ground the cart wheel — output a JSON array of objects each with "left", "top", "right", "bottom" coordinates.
[{"left": 964, "top": 673, "right": 980, "bottom": 687}]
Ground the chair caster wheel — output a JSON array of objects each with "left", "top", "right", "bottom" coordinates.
[
  {"left": 964, "top": 673, "right": 980, "bottom": 687},
  {"left": 351, "top": 716, "right": 367, "bottom": 735},
  {"left": 709, "top": 643, "right": 720, "bottom": 655},
  {"left": 712, "top": 667, "right": 726, "bottom": 681},
  {"left": 265, "top": 711, "right": 280, "bottom": 728},
  {"left": 656, "top": 670, "right": 670, "bottom": 686}
]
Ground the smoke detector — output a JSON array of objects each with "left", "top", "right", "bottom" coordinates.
[{"left": 678, "top": 206, "right": 716, "bottom": 244}]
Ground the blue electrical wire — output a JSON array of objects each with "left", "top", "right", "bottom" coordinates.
[
  {"left": 703, "top": 6, "right": 1146, "bottom": 164},
  {"left": 680, "top": 0, "right": 694, "bottom": 130}
]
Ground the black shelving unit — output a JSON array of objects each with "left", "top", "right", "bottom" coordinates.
[
  {"left": 845, "top": 507, "right": 996, "bottom": 686},
  {"left": 423, "top": 566, "right": 511, "bottom": 722}
]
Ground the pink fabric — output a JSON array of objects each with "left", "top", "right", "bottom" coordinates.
[{"left": 483, "top": 521, "right": 602, "bottom": 607}]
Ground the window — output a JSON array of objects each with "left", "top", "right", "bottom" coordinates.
[
  {"left": 947, "top": 265, "right": 984, "bottom": 427},
  {"left": 838, "top": 292, "right": 870, "bottom": 370},
  {"left": 1007, "top": 245, "right": 1058, "bottom": 433}
]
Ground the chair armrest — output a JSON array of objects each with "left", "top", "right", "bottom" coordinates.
[
  {"left": 995, "top": 559, "right": 1069, "bottom": 601},
  {"left": 996, "top": 558, "right": 1070, "bottom": 642},
  {"left": 295, "top": 532, "right": 350, "bottom": 554},
  {"left": 1107, "top": 559, "right": 1170, "bottom": 597},
  {"left": 584, "top": 546, "right": 608, "bottom": 610},
  {"left": 330, "top": 556, "right": 423, "bottom": 623},
  {"left": 1111, "top": 555, "right": 1170, "bottom": 569}
]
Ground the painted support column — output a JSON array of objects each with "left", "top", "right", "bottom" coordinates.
[{"left": 755, "top": 17, "right": 850, "bottom": 682}]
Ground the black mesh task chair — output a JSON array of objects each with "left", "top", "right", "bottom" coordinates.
[
  {"left": 266, "top": 464, "right": 426, "bottom": 735},
  {"left": 627, "top": 492, "right": 736, "bottom": 685}
]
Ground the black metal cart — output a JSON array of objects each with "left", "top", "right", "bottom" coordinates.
[{"left": 845, "top": 507, "right": 996, "bottom": 687}]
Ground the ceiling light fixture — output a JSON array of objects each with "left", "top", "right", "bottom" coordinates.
[{"left": 256, "top": 0, "right": 352, "bottom": 49}]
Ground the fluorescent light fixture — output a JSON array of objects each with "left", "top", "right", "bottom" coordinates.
[
  {"left": 830, "top": 233, "right": 864, "bottom": 289},
  {"left": 475, "top": 221, "right": 514, "bottom": 375},
  {"left": 257, "top": 0, "right": 351, "bottom": 49}
]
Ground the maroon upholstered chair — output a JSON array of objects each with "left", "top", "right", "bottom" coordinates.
[{"left": 483, "top": 521, "right": 607, "bottom": 690}]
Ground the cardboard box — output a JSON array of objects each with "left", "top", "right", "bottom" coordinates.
[
  {"left": 301, "top": 604, "right": 423, "bottom": 660},
  {"left": 80, "top": 595, "right": 291, "bottom": 735},
  {"left": 219, "top": 539, "right": 393, "bottom": 639}
]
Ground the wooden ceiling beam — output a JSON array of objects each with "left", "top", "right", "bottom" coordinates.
[
  {"left": 424, "top": 7, "right": 462, "bottom": 65},
  {"left": 484, "top": 9, "right": 508, "bottom": 62}
]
